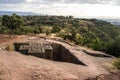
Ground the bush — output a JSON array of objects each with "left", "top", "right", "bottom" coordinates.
[
  {"left": 52, "top": 26, "right": 61, "bottom": 33},
  {"left": 7, "top": 44, "right": 15, "bottom": 51},
  {"left": 0, "top": 26, "right": 11, "bottom": 34},
  {"left": 107, "top": 37, "right": 120, "bottom": 57},
  {"left": 113, "top": 58, "right": 120, "bottom": 69}
]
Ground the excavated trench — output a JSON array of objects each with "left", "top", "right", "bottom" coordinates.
[
  {"left": 13, "top": 43, "right": 86, "bottom": 66},
  {"left": 51, "top": 43, "right": 86, "bottom": 65}
]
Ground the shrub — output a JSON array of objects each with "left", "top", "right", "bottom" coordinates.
[
  {"left": 7, "top": 44, "right": 15, "bottom": 51},
  {"left": 113, "top": 58, "right": 120, "bottom": 69},
  {"left": 107, "top": 37, "right": 120, "bottom": 57},
  {"left": 0, "top": 26, "right": 11, "bottom": 34},
  {"left": 52, "top": 26, "right": 61, "bottom": 33}
]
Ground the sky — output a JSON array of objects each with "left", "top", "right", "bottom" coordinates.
[{"left": 0, "top": 0, "right": 120, "bottom": 18}]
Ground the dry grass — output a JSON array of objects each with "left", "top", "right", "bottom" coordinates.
[
  {"left": 7, "top": 44, "right": 15, "bottom": 51},
  {"left": 112, "top": 58, "right": 120, "bottom": 69}
]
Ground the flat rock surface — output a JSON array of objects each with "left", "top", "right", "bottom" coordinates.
[{"left": 0, "top": 36, "right": 115, "bottom": 80}]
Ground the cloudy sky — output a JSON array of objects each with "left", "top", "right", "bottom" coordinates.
[{"left": 0, "top": 0, "right": 120, "bottom": 18}]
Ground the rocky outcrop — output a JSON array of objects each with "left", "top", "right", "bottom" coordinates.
[{"left": 0, "top": 36, "right": 115, "bottom": 80}]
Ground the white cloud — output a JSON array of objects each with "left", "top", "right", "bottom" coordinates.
[{"left": 0, "top": 0, "right": 120, "bottom": 18}]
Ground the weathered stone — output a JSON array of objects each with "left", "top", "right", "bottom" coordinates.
[
  {"left": 14, "top": 42, "right": 53, "bottom": 60},
  {"left": 28, "top": 48, "right": 45, "bottom": 58},
  {"left": 19, "top": 45, "right": 30, "bottom": 50},
  {"left": 14, "top": 42, "right": 29, "bottom": 51}
]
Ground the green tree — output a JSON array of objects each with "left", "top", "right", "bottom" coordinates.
[
  {"left": 52, "top": 26, "right": 61, "bottom": 33},
  {"left": 2, "top": 14, "right": 24, "bottom": 30},
  {"left": 0, "top": 26, "right": 10, "bottom": 34},
  {"left": 90, "top": 37, "right": 103, "bottom": 50},
  {"left": 107, "top": 36, "right": 120, "bottom": 57},
  {"left": 2, "top": 15, "right": 10, "bottom": 27}
]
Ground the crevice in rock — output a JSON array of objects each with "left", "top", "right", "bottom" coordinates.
[{"left": 51, "top": 43, "right": 86, "bottom": 66}]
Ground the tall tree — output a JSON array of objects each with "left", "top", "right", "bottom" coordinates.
[{"left": 2, "top": 13, "right": 24, "bottom": 30}]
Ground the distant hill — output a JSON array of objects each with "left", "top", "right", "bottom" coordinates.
[
  {"left": 101, "top": 19, "right": 120, "bottom": 26},
  {"left": 0, "top": 11, "right": 36, "bottom": 16}
]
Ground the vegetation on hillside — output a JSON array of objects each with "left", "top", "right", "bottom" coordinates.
[
  {"left": 0, "top": 14, "right": 120, "bottom": 57},
  {"left": 113, "top": 57, "right": 120, "bottom": 69}
]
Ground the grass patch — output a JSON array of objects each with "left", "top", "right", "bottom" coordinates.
[
  {"left": 7, "top": 44, "right": 15, "bottom": 51},
  {"left": 113, "top": 58, "right": 120, "bottom": 69}
]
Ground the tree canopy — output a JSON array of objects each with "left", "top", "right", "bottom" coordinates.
[{"left": 2, "top": 13, "right": 24, "bottom": 30}]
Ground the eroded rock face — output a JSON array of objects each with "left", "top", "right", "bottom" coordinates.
[{"left": 14, "top": 43, "right": 53, "bottom": 60}]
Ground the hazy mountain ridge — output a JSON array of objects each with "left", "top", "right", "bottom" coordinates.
[
  {"left": 101, "top": 19, "right": 120, "bottom": 26},
  {"left": 0, "top": 11, "right": 36, "bottom": 16}
]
